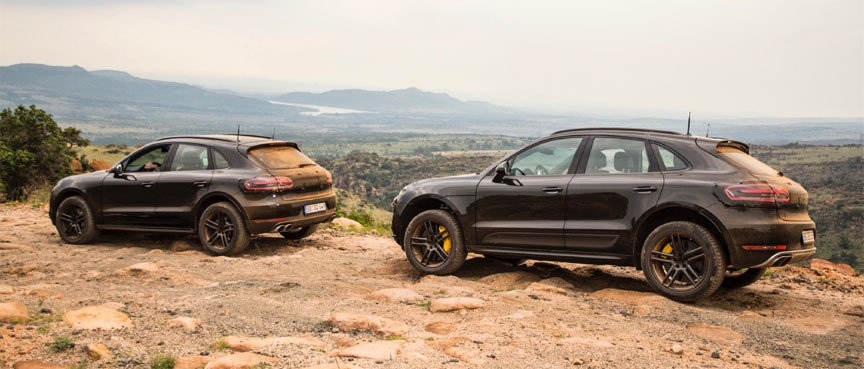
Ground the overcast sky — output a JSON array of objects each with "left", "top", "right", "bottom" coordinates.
[{"left": 1, "top": 0, "right": 862, "bottom": 118}]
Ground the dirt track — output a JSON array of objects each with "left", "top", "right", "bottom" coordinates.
[{"left": 1, "top": 205, "right": 862, "bottom": 369}]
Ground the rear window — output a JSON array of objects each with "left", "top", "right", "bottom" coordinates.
[
  {"left": 247, "top": 145, "right": 315, "bottom": 169},
  {"left": 717, "top": 146, "right": 778, "bottom": 176}
]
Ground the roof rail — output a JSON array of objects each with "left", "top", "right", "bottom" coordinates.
[
  {"left": 552, "top": 127, "right": 682, "bottom": 135},
  {"left": 154, "top": 134, "right": 276, "bottom": 142}
]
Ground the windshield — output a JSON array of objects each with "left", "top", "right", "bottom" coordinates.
[
  {"left": 248, "top": 145, "right": 315, "bottom": 169},
  {"left": 717, "top": 146, "right": 778, "bottom": 176}
]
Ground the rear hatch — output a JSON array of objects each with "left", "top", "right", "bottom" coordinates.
[
  {"left": 716, "top": 145, "right": 810, "bottom": 221},
  {"left": 246, "top": 144, "right": 332, "bottom": 195}
]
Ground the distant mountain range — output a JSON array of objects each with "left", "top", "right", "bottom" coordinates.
[
  {"left": 272, "top": 87, "right": 512, "bottom": 115},
  {"left": 0, "top": 63, "right": 861, "bottom": 145}
]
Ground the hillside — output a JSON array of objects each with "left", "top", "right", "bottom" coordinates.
[
  {"left": 1, "top": 205, "right": 862, "bottom": 369},
  {"left": 272, "top": 87, "right": 511, "bottom": 115}
]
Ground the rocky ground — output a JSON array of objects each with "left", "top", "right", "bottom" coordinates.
[{"left": 1, "top": 204, "right": 862, "bottom": 369}]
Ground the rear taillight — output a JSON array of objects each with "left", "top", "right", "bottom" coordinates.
[
  {"left": 243, "top": 176, "right": 294, "bottom": 192},
  {"left": 724, "top": 184, "right": 790, "bottom": 203},
  {"left": 325, "top": 171, "right": 332, "bottom": 184}
]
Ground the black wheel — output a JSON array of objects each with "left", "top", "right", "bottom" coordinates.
[
  {"left": 484, "top": 255, "right": 527, "bottom": 266},
  {"left": 280, "top": 224, "right": 318, "bottom": 240},
  {"left": 641, "top": 221, "right": 726, "bottom": 302},
  {"left": 722, "top": 268, "right": 766, "bottom": 289},
  {"left": 403, "top": 209, "right": 467, "bottom": 275},
  {"left": 198, "top": 202, "right": 250, "bottom": 256},
  {"left": 55, "top": 196, "right": 99, "bottom": 244}
]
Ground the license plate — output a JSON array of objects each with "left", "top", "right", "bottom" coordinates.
[
  {"left": 304, "top": 202, "right": 327, "bottom": 215},
  {"left": 802, "top": 230, "right": 815, "bottom": 244}
]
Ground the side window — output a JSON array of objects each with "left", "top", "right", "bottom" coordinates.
[
  {"left": 125, "top": 145, "right": 171, "bottom": 172},
  {"left": 655, "top": 145, "right": 688, "bottom": 171},
  {"left": 169, "top": 144, "right": 209, "bottom": 171},
  {"left": 212, "top": 149, "right": 230, "bottom": 169},
  {"left": 510, "top": 137, "right": 582, "bottom": 176},
  {"left": 585, "top": 138, "right": 650, "bottom": 174}
]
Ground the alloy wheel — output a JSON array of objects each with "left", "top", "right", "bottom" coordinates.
[
  {"left": 648, "top": 233, "right": 707, "bottom": 291},
  {"left": 58, "top": 205, "right": 85, "bottom": 238},
  {"left": 203, "top": 210, "right": 235, "bottom": 251},
  {"left": 409, "top": 220, "right": 452, "bottom": 267}
]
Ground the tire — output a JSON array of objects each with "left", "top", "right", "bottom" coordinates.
[
  {"left": 198, "top": 202, "right": 251, "bottom": 256},
  {"left": 484, "top": 255, "right": 527, "bottom": 266},
  {"left": 641, "top": 221, "right": 726, "bottom": 302},
  {"left": 55, "top": 196, "right": 99, "bottom": 244},
  {"left": 403, "top": 209, "right": 467, "bottom": 275},
  {"left": 280, "top": 224, "right": 318, "bottom": 240},
  {"left": 722, "top": 268, "right": 766, "bottom": 289}
]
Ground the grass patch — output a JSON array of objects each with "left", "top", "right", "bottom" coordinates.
[
  {"left": 149, "top": 354, "right": 176, "bottom": 369},
  {"left": 50, "top": 336, "right": 74, "bottom": 353},
  {"left": 764, "top": 269, "right": 776, "bottom": 278},
  {"left": 37, "top": 325, "right": 50, "bottom": 334},
  {"left": 415, "top": 300, "right": 431, "bottom": 309},
  {"left": 68, "top": 362, "right": 87, "bottom": 369},
  {"left": 384, "top": 336, "right": 406, "bottom": 341},
  {"left": 211, "top": 338, "right": 229, "bottom": 351}
]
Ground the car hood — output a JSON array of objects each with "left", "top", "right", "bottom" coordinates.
[{"left": 410, "top": 173, "right": 482, "bottom": 197}]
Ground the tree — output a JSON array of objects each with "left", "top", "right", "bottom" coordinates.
[{"left": 0, "top": 105, "right": 88, "bottom": 201}]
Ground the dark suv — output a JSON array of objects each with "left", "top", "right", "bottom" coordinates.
[
  {"left": 392, "top": 128, "right": 816, "bottom": 301},
  {"left": 50, "top": 134, "right": 336, "bottom": 255}
]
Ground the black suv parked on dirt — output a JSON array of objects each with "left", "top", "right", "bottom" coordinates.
[
  {"left": 392, "top": 128, "right": 816, "bottom": 301},
  {"left": 49, "top": 134, "right": 336, "bottom": 255}
]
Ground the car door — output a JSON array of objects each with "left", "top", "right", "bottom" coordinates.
[
  {"left": 564, "top": 136, "right": 663, "bottom": 255},
  {"left": 154, "top": 143, "right": 215, "bottom": 228},
  {"left": 101, "top": 144, "right": 172, "bottom": 226},
  {"left": 474, "top": 136, "right": 585, "bottom": 248}
]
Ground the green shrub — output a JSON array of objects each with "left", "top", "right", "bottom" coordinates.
[
  {"left": 50, "top": 336, "right": 74, "bottom": 353},
  {"left": 149, "top": 354, "right": 176, "bottom": 369}
]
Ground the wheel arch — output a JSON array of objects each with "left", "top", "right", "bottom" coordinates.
[
  {"left": 51, "top": 188, "right": 89, "bottom": 224},
  {"left": 632, "top": 202, "right": 732, "bottom": 270},
  {"left": 395, "top": 194, "right": 463, "bottom": 246},
  {"left": 193, "top": 192, "right": 247, "bottom": 230}
]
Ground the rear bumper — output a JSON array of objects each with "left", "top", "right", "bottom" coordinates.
[
  {"left": 750, "top": 248, "right": 816, "bottom": 268},
  {"left": 243, "top": 191, "right": 337, "bottom": 234}
]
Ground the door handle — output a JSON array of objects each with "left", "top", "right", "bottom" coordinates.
[
  {"left": 541, "top": 187, "right": 563, "bottom": 193},
  {"left": 193, "top": 181, "right": 209, "bottom": 188},
  {"left": 633, "top": 186, "right": 657, "bottom": 193},
  {"left": 141, "top": 182, "right": 154, "bottom": 188}
]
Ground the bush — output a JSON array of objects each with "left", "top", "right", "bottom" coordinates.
[
  {"left": 49, "top": 336, "right": 74, "bottom": 353},
  {"left": 150, "top": 354, "right": 176, "bottom": 369},
  {"left": 0, "top": 105, "right": 88, "bottom": 201}
]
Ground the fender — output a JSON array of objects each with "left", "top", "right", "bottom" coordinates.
[
  {"left": 192, "top": 191, "right": 248, "bottom": 229},
  {"left": 51, "top": 188, "right": 91, "bottom": 224}
]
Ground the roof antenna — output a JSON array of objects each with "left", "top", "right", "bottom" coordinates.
[
  {"left": 271, "top": 127, "right": 276, "bottom": 140},
  {"left": 236, "top": 125, "right": 240, "bottom": 142},
  {"left": 705, "top": 123, "right": 710, "bottom": 137},
  {"left": 686, "top": 112, "right": 691, "bottom": 136}
]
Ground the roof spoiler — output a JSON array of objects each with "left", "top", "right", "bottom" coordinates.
[{"left": 696, "top": 137, "right": 750, "bottom": 155}]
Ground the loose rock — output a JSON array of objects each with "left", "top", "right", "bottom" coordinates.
[
  {"left": 328, "top": 312, "right": 408, "bottom": 337},
  {"left": 12, "top": 360, "right": 66, "bottom": 369},
  {"left": 167, "top": 316, "right": 202, "bottom": 332},
  {"left": 330, "top": 340, "right": 406, "bottom": 360},
  {"left": 174, "top": 355, "right": 212, "bottom": 369},
  {"left": 365, "top": 288, "right": 424, "bottom": 303},
  {"left": 332, "top": 217, "right": 362, "bottom": 230},
  {"left": 86, "top": 343, "right": 111, "bottom": 360},
  {"left": 0, "top": 301, "right": 28, "bottom": 322},
  {"left": 430, "top": 297, "right": 485, "bottom": 312},
  {"left": 203, "top": 352, "right": 277, "bottom": 369},
  {"left": 0, "top": 285, "right": 14, "bottom": 294},
  {"left": 62, "top": 306, "right": 132, "bottom": 330},
  {"left": 425, "top": 321, "right": 458, "bottom": 335}
]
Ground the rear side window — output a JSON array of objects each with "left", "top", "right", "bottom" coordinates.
[
  {"left": 248, "top": 145, "right": 315, "bottom": 169},
  {"left": 655, "top": 145, "right": 688, "bottom": 171},
  {"left": 717, "top": 146, "right": 778, "bottom": 176},
  {"left": 170, "top": 144, "right": 209, "bottom": 171},
  {"left": 585, "top": 138, "right": 650, "bottom": 174},
  {"left": 212, "top": 149, "right": 230, "bottom": 169}
]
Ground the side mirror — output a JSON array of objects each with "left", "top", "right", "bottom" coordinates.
[
  {"left": 492, "top": 162, "right": 509, "bottom": 183},
  {"left": 109, "top": 164, "right": 124, "bottom": 175}
]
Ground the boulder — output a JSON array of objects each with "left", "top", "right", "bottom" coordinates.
[
  {"left": 430, "top": 297, "right": 485, "bottom": 312},
  {"left": 222, "top": 335, "right": 324, "bottom": 352},
  {"left": 89, "top": 159, "right": 112, "bottom": 171},
  {"left": 479, "top": 271, "right": 541, "bottom": 290},
  {"left": 86, "top": 343, "right": 111, "bottom": 360},
  {"left": 62, "top": 306, "right": 132, "bottom": 330},
  {"left": 809, "top": 258, "right": 858, "bottom": 276},
  {"left": 174, "top": 355, "right": 212, "bottom": 369},
  {"left": 69, "top": 159, "right": 83, "bottom": 174},
  {"left": 167, "top": 316, "right": 201, "bottom": 332},
  {"left": 331, "top": 217, "right": 362, "bottom": 230},
  {"left": 203, "top": 353, "right": 277, "bottom": 369},
  {"left": 0, "top": 301, "right": 28, "bottom": 322},
  {"left": 424, "top": 321, "right": 457, "bottom": 335},
  {"left": 330, "top": 340, "right": 406, "bottom": 360},
  {"left": 365, "top": 288, "right": 424, "bottom": 303},
  {"left": 686, "top": 323, "right": 743, "bottom": 345},
  {"left": 12, "top": 360, "right": 66, "bottom": 369},
  {"left": 328, "top": 312, "right": 408, "bottom": 337},
  {"left": 589, "top": 288, "right": 665, "bottom": 306}
]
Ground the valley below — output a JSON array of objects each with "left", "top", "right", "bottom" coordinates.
[{"left": 1, "top": 205, "right": 862, "bottom": 369}]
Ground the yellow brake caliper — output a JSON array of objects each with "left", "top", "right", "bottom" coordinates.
[
  {"left": 439, "top": 226, "right": 451, "bottom": 254},
  {"left": 662, "top": 243, "right": 673, "bottom": 256}
]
